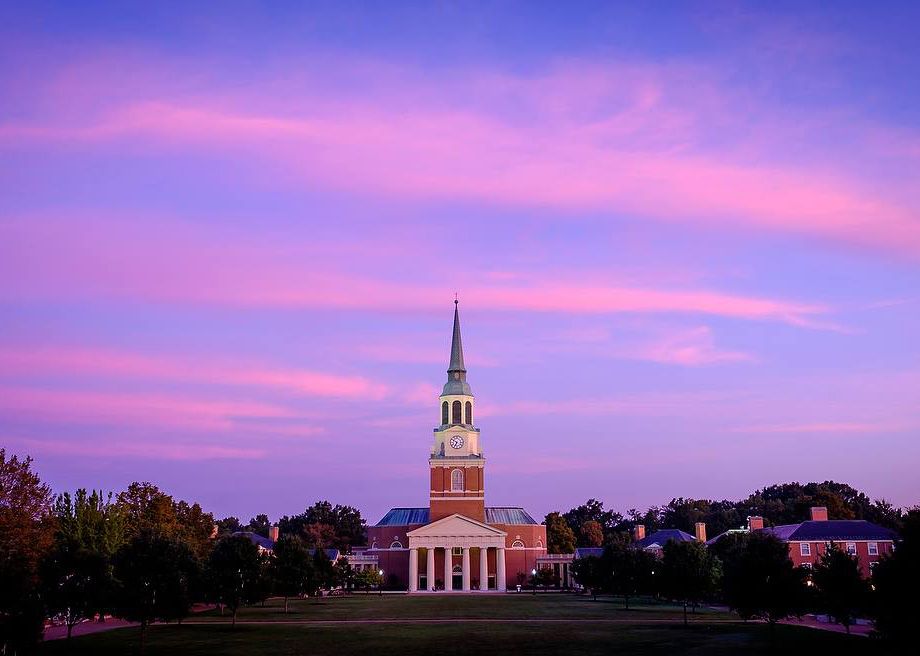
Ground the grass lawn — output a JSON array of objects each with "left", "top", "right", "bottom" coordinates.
[{"left": 38, "top": 594, "right": 888, "bottom": 656}]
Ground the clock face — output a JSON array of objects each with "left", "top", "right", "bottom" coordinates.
[{"left": 449, "top": 435, "right": 464, "bottom": 449}]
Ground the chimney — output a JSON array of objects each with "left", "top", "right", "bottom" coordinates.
[
  {"left": 634, "top": 525, "right": 646, "bottom": 541},
  {"left": 694, "top": 522, "right": 707, "bottom": 543},
  {"left": 268, "top": 525, "right": 280, "bottom": 541},
  {"left": 809, "top": 507, "right": 828, "bottom": 522},
  {"left": 748, "top": 516, "right": 764, "bottom": 531}
]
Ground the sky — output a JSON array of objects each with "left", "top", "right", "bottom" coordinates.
[{"left": 1, "top": 1, "right": 919, "bottom": 525}]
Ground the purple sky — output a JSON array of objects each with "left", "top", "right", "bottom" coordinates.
[{"left": 2, "top": 1, "right": 919, "bottom": 524}]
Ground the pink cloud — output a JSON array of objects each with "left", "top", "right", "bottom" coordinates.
[
  {"left": 614, "top": 325, "right": 755, "bottom": 366},
  {"left": 3, "top": 56, "right": 918, "bottom": 259},
  {"left": 5, "top": 436, "right": 267, "bottom": 461},
  {"left": 729, "top": 421, "right": 909, "bottom": 434},
  {"left": 0, "top": 214, "right": 831, "bottom": 327},
  {"left": 0, "top": 346, "right": 387, "bottom": 400},
  {"left": 0, "top": 385, "right": 299, "bottom": 432}
]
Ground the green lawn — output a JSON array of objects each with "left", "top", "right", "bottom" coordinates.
[{"left": 38, "top": 594, "right": 888, "bottom": 656}]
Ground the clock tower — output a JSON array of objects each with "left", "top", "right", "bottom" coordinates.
[{"left": 429, "top": 300, "right": 485, "bottom": 522}]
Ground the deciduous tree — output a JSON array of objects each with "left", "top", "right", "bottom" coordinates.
[
  {"left": 661, "top": 540, "right": 721, "bottom": 625},
  {"left": 812, "top": 542, "right": 870, "bottom": 634},
  {"left": 207, "top": 535, "right": 265, "bottom": 627},
  {"left": 544, "top": 512, "right": 576, "bottom": 554}
]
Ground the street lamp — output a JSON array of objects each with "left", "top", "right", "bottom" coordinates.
[
  {"left": 531, "top": 568, "right": 537, "bottom": 596},
  {"left": 378, "top": 569, "right": 384, "bottom": 596}
]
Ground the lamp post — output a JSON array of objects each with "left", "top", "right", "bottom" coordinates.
[
  {"left": 531, "top": 568, "right": 537, "bottom": 596},
  {"left": 378, "top": 569, "right": 384, "bottom": 596}
]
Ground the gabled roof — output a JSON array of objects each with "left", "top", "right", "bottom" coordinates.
[
  {"left": 231, "top": 531, "right": 275, "bottom": 550},
  {"left": 406, "top": 513, "right": 507, "bottom": 538},
  {"left": 574, "top": 547, "right": 605, "bottom": 559},
  {"left": 637, "top": 529, "right": 696, "bottom": 549},
  {"left": 375, "top": 506, "right": 540, "bottom": 527},
  {"left": 310, "top": 548, "right": 341, "bottom": 561}
]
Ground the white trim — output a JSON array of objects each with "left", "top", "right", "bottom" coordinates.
[
  {"left": 800, "top": 543, "right": 811, "bottom": 556},
  {"left": 510, "top": 540, "right": 525, "bottom": 548},
  {"left": 868, "top": 542, "right": 878, "bottom": 556},
  {"left": 430, "top": 496, "right": 486, "bottom": 501}
]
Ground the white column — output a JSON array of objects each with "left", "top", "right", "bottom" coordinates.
[
  {"left": 461, "top": 547, "right": 471, "bottom": 591},
  {"left": 479, "top": 547, "right": 489, "bottom": 590},
  {"left": 408, "top": 548, "right": 418, "bottom": 592},
  {"left": 496, "top": 547, "right": 506, "bottom": 591},
  {"left": 427, "top": 547, "right": 436, "bottom": 591},
  {"left": 444, "top": 547, "right": 453, "bottom": 591}
]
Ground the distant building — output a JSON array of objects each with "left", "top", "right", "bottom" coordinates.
[
  {"left": 633, "top": 523, "right": 702, "bottom": 556},
  {"left": 356, "top": 302, "right": 547, "bottom": 591},
  {"left": 707, "top": 506, "right": 896, "bottom": 577}
]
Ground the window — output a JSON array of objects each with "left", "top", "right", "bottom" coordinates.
[
  {"left": 511, "top": 540, "right": 525, "bottom": 549},
  {"left": 800, "top": 562, "right": 812, "bottom": 569},
  {"left": 441, "top": 401, "right": 449, "bottom": 425},
  {"left": 846, "top": 543, "right": 857, "bottom": 555},
  {"left": 868, "top": 542, "right": 878, "bottom": 556},
  {"left": 451, "top": 469, "right": 464, "bottom": 492},
  {"left": 452, "top": 547, "right": 462, "bottom": 556},
  {"left": 465, "top": 401, "right": 472, "bottom": 425},
  {"left": 390, "top": 541, "right": 403, "bottom": 549},
  {"left": 371, "top": 541, "right": 378, "bottom": 549},
  {"left": 800, "top": 543, "right": 811, "bottom": 557},
  {"left": 452, "top": 400, "right": 462, "bottom": 424}
]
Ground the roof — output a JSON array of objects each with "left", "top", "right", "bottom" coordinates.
[
  {"left": 708, "top": 520, "right": 898, "bottom": 545},
  {"left": 785, "top": 520, "right": 897, "bottom": 541},
  {"left": 231, "top": 531, "right": 275, "bottom": 550},
  {"left": 637, "top": 529, "right": 697, "bottom": 549},
  {"left": 485, "top": 507, "right": 539, "bottom": 525},
  {"left": 574, "top": 547, "right": 605, "bottom": 559},
  {"left": 310, "top": 548, "right": 341, "bottom": 561},
  {"left": 375, "top": 506, "right": 539, "bottom": 527}
]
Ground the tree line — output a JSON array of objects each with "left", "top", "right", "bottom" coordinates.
[
  {"left": 545, "top": 480, "right": 907, "bottom": 552},
  {"left": 0, "top": 449, "right": 367, "bottom": 655}
]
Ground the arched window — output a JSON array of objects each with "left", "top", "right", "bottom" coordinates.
[
  {"left": 465, "top": 401, "right": 472, "bottom": 425},
  {"left": 371, "top": 541, "right": 378, "bottom": 549},
  {"left": 451, "top": 469, "right": 464, "bottom": 492},
  {"left": 511, "top": 540, "right": 525, "bottom": 549},
  {"left": 452, "top": 400, "right": 462, "bottom": 424},
  {"left": 390, "top": 541, "right": 403, "bottom": 549},
  {"left": 441, "top": 401, "right": 449, "bottom": 425}
]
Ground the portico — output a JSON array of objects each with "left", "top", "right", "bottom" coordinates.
[{"left": 406, "top": 513, "right": 507, "bottom": 592}]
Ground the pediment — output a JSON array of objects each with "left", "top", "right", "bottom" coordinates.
[{"left": 407, "top": 513, "right": 507, "bottom": 538}]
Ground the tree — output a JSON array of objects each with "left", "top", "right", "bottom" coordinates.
[
  {"left": 216, "top": 516, "right": 242, "bottom": 536},
  {"left": 604, "top": 543, "right": 655, "bottom": 610},
  {"left": 113, "top": 531, "right": 198, "bottom": 652},
  {"left": 42, "top": 544, "right": 109, "bottom": 639},
  {"left": 247, "top": 514, "right": 271, "bottom": 538},
  {"left": 661, "top": 540, "right": 721, "bottom": 625},
  {"left": 279, "top": 501, "right": 366, "bottom": 551},
  {"left": 207, "top": 535, "right": 265, "bottom": 627},
  {"left": 570, "top": 555, "right": 603, "bottom": 601},
  {"left": 117, "top": 483, "right": 215, "bottom": 560},
  {"left": 354, "top": 568, "right": 380, "bottom": 594},
  {"left": 0, "top": 449, "right": 54, "bottom": 655},
  {"left": 312, "top": 548, "right": 337, "bottom": 596},
  {"left": 873, "top": 507, "right": 920, "bottom": 645},
  {"left": 563, "top": 499, "right": 622, "bottom": 546},
  {"left": 812, "top": 542, "right": 869, "bottom": 634},
  {"left": 533, "top": 567, "right": 558, "bottom": 591},
  {"left": 335, "top": 559, "right": 355, "bottom": 593},
  {"left": 581, "top": 521, "right": 604, "bottom": 548},
  {"left": 713, "top": 531, "right": 809, "bottom": 629},
  {"left": 271, "top": 536, "right": 314, "bottom": 612},
  {"left": 544, "top": 512, "right": 576, "bottom": 554}
]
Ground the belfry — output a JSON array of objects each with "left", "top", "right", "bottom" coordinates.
[{"left": 362, "top": 301, "right": 547, "bottom": 592}]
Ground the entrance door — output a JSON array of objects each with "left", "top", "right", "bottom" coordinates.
[{"left": 452, "top": 566, "right": 462, "bottom": 590}]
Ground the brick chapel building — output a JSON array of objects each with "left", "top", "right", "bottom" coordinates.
[{"left": 361, "top": 301, "right": 547, "bottom": 591}]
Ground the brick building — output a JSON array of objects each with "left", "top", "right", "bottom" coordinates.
[{"left": 359, "top": 301, "right": 547, "bottom": 591}]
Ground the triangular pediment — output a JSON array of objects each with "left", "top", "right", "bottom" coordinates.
[{"left": 407, "top": 513, "right": 507, "bottom": 538}]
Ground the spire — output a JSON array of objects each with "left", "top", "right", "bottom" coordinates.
[{"left": 448, "top": 299, "right": 466, "bottom": 376}]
